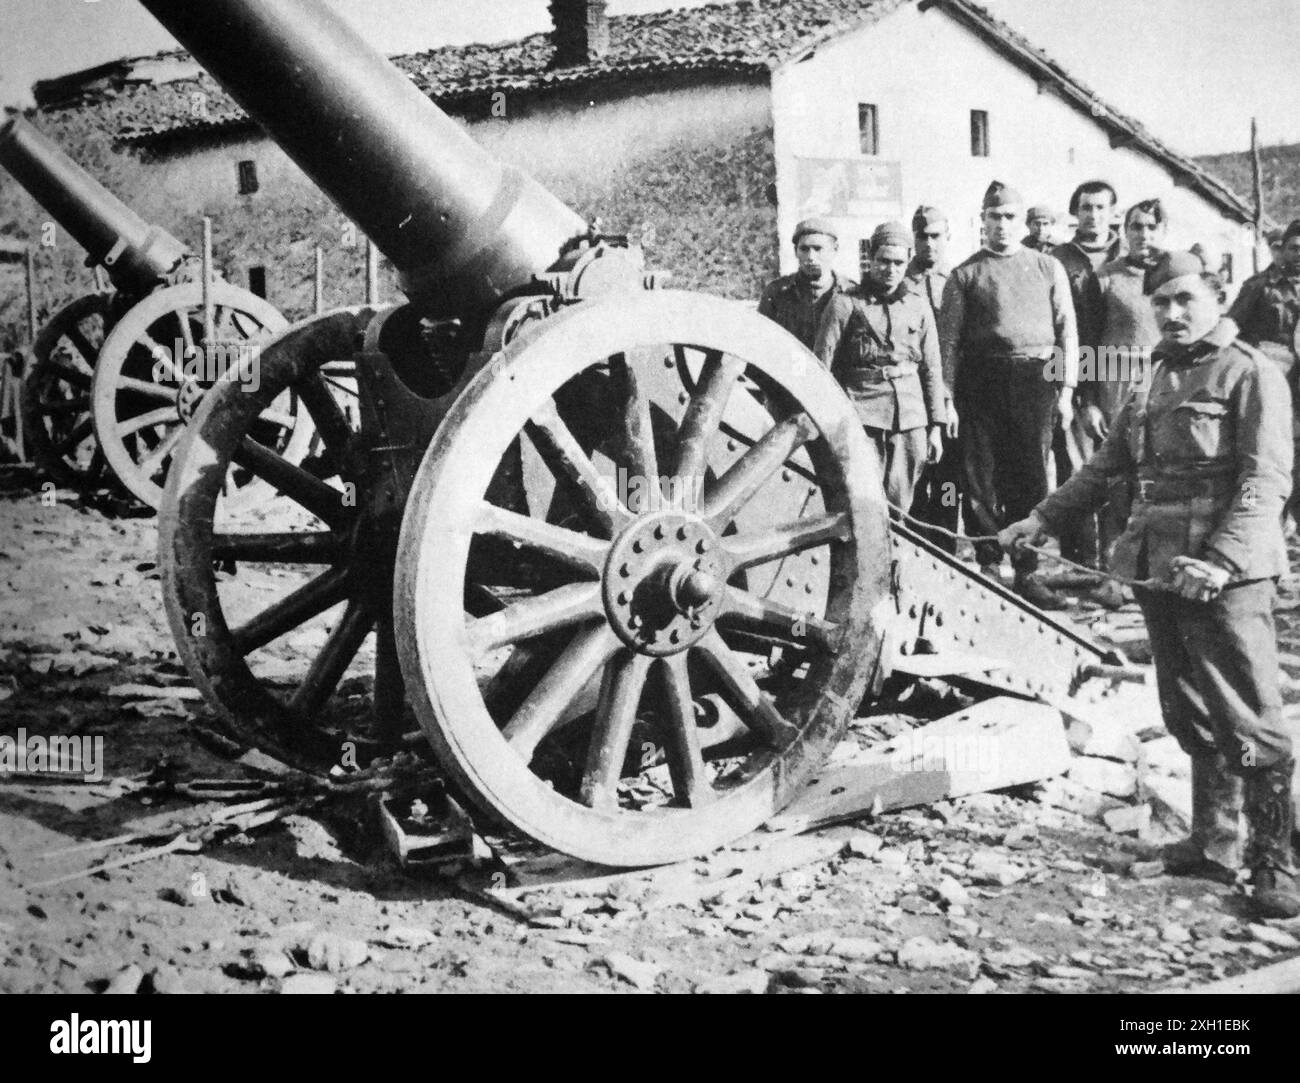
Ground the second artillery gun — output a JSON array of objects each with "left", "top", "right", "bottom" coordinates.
[
  {"left": 0, "top": 116, "right": 308, "bottom": 510},
  {"left": 142, "top": 0, "right": 1127, "bottom": 867}
]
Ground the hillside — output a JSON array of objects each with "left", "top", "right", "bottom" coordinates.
[{"left": 1196, "top": 142, "right": 1300, "bottom": 227}]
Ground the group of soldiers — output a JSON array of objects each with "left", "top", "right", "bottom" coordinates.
[{"left": 758, "top": 183, "right": 1300, "bottom": 919}]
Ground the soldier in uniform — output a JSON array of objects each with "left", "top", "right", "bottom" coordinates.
[
  {"left": 1000, "top": 251, "right": 1298, "bottom": 919},
  {"left": 757, "top": 217, "right": 853, "bottom": 351},
  {"left": 817, "top": 221, "right": 946, "bottom": 509},
  {"left": 1227, "top": 218, "right": 1300, "bottom": 527},
  {"left": 906, "top": 206, "right": 962, "bottom": 552},
  {"left": 938, "top": 181, "right": 1078, "bottom": 609},
  {"left": 1022, "top": 205, "right": 1058, "bottom": 253}
]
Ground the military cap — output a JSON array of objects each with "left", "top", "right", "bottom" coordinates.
[
  {"left": 1026, "top": 205, "right": 1056, "bottom": 223},
  {"left": 870, "top": 221, "right": 913, "bottom": 252},
  {"left": 983, "top": 181, "right": 1024, "bottom": 209},
  {"left": 1282, "top": 219, "right": 1300, "bottom": 245},
  {"left": 792, "top": 217, "right": 838, "bottom": 244},
  {"left": 911, "top": 205, "right": 947, "bottom": 232},
  {"left": 1144, "top": 250, "right": 1208, "bottom": 294}
]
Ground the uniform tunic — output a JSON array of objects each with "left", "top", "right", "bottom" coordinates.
[
  {"left": 1035, "top": 320, "right": 1292, "bottom": 769},
  {"left": 757, "top": 271, "right": 853, "bottom": 352},
  {"left": 817, "top": 281, "right": 946, "bottom": 509}
]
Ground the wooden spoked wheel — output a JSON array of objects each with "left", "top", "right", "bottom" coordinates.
[
  {"left": 20, "top": 294, "right": 114, "bottom": 491},
  {"left": 91, "top": 281, "right": 302, "bottom": 512},
  {"left": 393, "top": 291, "right": 890, "bottom": 866},
  {"left": 159, "top": 310, "right": 383, "bottom": 761}
]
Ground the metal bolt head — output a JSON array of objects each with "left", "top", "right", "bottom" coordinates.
[
  {"left": 669, "top": 629, "right": 681, "bottom": 644},
  {"left": 653, "top": 524, "right": 665, "bottom": 540},
  {"left": 617, "top": 591, "right": 629, "bottom": 605},
  {"left": 677, "top": 526, "right": 688, "bottom": 541},
  {"left": 632, "top": 539, "right": 644, "bottom": 553}
]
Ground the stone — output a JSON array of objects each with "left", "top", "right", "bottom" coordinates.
[
  {"left": 1160, "top": 923, "right": 1192, "bottom": 944},
  {"left": 967, "top": 850, "right": 1024, "bottom": 887},
  {"left": 896, "top": 936, "right": 980, "bottom": 979},
  {"left": 1103, "top": 804, "right": 1151, "bottom": 835},
  {"left": 280, "top": 973, "right": 337, "bottom": 994},
  {"left": 1129, "top": 860, "right": 1165, "bottom": 879},
  {"left": 147, "top": 966, "right": 193, "bottom": 995},
  {"left": 1069, "top": 756, "right": 1138, "bottom": 799},
  {"left": 694, "top": 970, "right": 770, "bottom": 994},
  {"left": 252, "top": 949, "right": 294, "bottom": 979},
  {"left": 1248, "top": 924, "right": 1300, "bottom": 950},
  {"left": 1143, "top": 775, "right": 1192, "bottom": 829},
  {"left": 1137, "top": 736, "right": 1189, "bottom": 780},
  {"left": 104, "top": 964, "right": 143, "bottom": 995},
  {"left": 305, "top": 932, "right": 369, "bottom": 972},
  {"left": 967, "top": 976, "right": 998, "bottom": 994},
  {"left": 600, "top": 952, "right": 661, "bottom": 990},
  {"left": 934, "top": 875, "right": 971, "bottom": 908},
  {"left": 829, "top": 937, "right": 883, "bottom": 961},
  {"left": 982, "top": 946, "right": 1043, "bottom": 969},
  {"left": 375, "top": 926, "right": 438, "bottom": 949},
  {"left": 1069, "top": 717, "right": 1140, "bottom": 763}
]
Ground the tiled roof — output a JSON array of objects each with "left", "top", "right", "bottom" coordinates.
[{"left": 33, "top": 0, "right": 1255, "bottom": 222}]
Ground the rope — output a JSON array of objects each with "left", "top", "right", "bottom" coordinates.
[{"left": 888, "top": 503, "right": 1178, "bottom": 594}]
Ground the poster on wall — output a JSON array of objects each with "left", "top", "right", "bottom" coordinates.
[{"left": 793, "top": 156, "right": 903, "bottom": 221}]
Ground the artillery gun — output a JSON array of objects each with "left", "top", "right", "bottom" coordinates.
[
  {"left": 142, "top": 0, "right": 1125, "bottom": 867},
  {"left": 0, "top": 116, "right": 307, "bottom": 509}
]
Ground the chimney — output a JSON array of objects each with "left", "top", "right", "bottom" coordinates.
[{"left": 549, "top": 0, "right": 610, "bottom": 68}]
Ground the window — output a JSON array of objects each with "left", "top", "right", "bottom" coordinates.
[
  {"left": 237, "top": 159, "right": 259, "bottom": 195},
  {"left": 1219, "top": 253, "right": 1234, "bottom": 284},
  {"left": 859, "top": 239, "right": 872, "bottom": 279},
  {"left": 248, "top": 265, "right": 267, "bottom": 298},
  {"left": 858, "top": 103, "right": 879, "bottom": 156},
  {"left": 970, "top": 110, "right": 990, "bottom": 158}
]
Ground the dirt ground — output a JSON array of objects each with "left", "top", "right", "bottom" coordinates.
[{"left": 3, "top": 476, "right": 1300, "bottom": 995}]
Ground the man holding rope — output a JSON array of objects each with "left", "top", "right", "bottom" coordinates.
[{"left": 999, "top": 251, "right": 1298, "bottom": 919}]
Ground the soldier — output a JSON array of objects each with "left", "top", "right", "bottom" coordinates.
[
  {"left": 906, "top": 205, "right": 962, "bottom": 553},
  {"left": 1227, "top": 218, "right": 1300, "bottom": 527},
  {"left": 817, "top": 221, "right": 946, "bottom": 510},
  {"left": 938, "top": 181, "right": 1078, "bottom": 609},
  {"left": 1079, "top": 198, "right": 1168, "bottom": 605},
  {"left": 1052, "top": 180, "right": 1124, "bottom": 570},
  {"left": 757, "top": 217, "right": 853, "bottom": 351},
  {"left": 1000, "top": 251, "right": 1297, "bottom": 919},
  {"left": 1022, "top": 205, "right": 1058, "bottom": 253}
]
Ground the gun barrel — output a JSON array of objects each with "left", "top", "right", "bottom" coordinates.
[
  {"left": 138, "top": 0, "right": 588, "bottom": 315},
  {"left": 0, "top": 116, "right": 188, "bottom": 294}
]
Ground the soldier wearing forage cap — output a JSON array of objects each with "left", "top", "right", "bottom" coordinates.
[
  {"left": 758, "top": 217, "right": 854, "bottom": 351},
  {"left": 1022, "top": 205, "right": 1058, "bottom": 253},
  {"left": 937, "top": 181, "right": 1079, "bottom": 609},
  {"left": 816, "top": 221, "right": 946, "bottom": 510},
  {"left": 1001, "top": 251, "right": 1297, "bottom": 919},
  {"left": 906, "top": 205, "right": 962, "bottom": 553},
  {"left": 1228, "top": 218, "right": 1300, "bottom": 527}
]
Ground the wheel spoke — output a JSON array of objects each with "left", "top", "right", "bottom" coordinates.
[
  {"left": 257, "top": 407, "right": 298, "bottom": 431},
  {"left": 579, "top": 651, "right": 651, "bottom": 810},
  {"left": 41, "top": 396, "right": 91, "bottom": 417},
  {"left": 211, "top": 532, "right": 341, "bottom": 564},
  {"left": 502, "top": 624, "right": 620, "bottom": 762},
  {"left": 525, "top": 401, "right": 627, "bottom": 536},
  {"left": 476, "top": 502, "right": 607, "bottom": 576},
  {"left": 118, "top": 405, "right": 178, "bottom": 437},
  {"left": 467, "top": 581, "right": 603, "bottom": 653},
  {"left": 233, "top": 436, "right": 352, "bottom": 526},
  {"left": 50, "top": 357, "right": 92, "bottom": 387},
  {"left": 175, "top": 309, "right": 198, "bottom": 360},
  {"left": 297, "top": 374, "right": 355, "bottom": 455},
  {"left": 660, "top": 654, "right": 714, "bottom": 807},
  {"left": 143, "top": 332, "right": 183, "bottom": 383},
  {"left": 373, "top": 613, "right": 406, "bottom": 744},
  {"left": 116, "top": 376, "right": 179, "bottom": 403},
  {"left": 231, "top": 565, "right": 351, "bottom": 655},
  {"left": 608, "top": 353, "right": 659, "bottom": 485},
  {"left": 54, "top": 417, "right": 93, "bottom": 457},
  {"left": 288, "top": 601, "right": 374, "bottom": 715},
  {"left": 694, "top": 629, "right": 798, "bottom": 749},
  {"left": 66, "top": 328, "right": 99, "bottom": 371},
  {"left": 674, "top": 351, "right": 746, "bottom": 482},
  {"left": 704, "top": 411, "right": 818, "bottom": 525},
  {"left": 722, "top": 587, "right": 843, "bottom": 653},
  {"left": 725, "top": 510, "right": 850, "bottom": 570},
  {"left": 135, "top": 426, "right": 184, "bottom": 479}
]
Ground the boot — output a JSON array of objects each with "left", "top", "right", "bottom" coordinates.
[
  {"left": 1012, "top": 570, "right": 1068, "bottom": 611},
  {"left": 1161, "top": 752, "right": 1242, "bottom": 885},
  {"left": 1244, "top": 758, "right": 1300, "bottom": 919}
]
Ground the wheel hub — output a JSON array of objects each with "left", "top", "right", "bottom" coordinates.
[
  {"left": 603, "top": 511, "right": 727, "bottom": 656},
  {"left": 176, "top": 378, "right": 205, "bottom": 423}
]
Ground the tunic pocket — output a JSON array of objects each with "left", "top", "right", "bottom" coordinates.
[{"left": 1171, "top": 400, "right": 1230, "bottom": 460}]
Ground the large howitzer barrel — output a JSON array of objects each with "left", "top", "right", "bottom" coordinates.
[
  {"left": 0, "top": 116, "right": 189, "bottom": 295},
  {"left": 138, "top": 0, "right": 587, "bottom": 317}
]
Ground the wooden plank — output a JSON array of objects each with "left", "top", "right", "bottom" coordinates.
[{"left": 768, "top": 697, "right": 1071, "bottom": 833}]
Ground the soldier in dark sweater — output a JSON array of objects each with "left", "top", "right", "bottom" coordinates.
[
  {"left": 757, "top": 218, "right": 854, "bottom": 351},
  {"left": 817, "top": 221, "right": 946, "bottom": 509},
  {"left": 938, "top": 181, "right": 1079, "bottom": 609}
]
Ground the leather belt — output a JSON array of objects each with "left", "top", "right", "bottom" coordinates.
[{"left": 1134, "top": 475, "right": 1236, "bottom": 503}]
